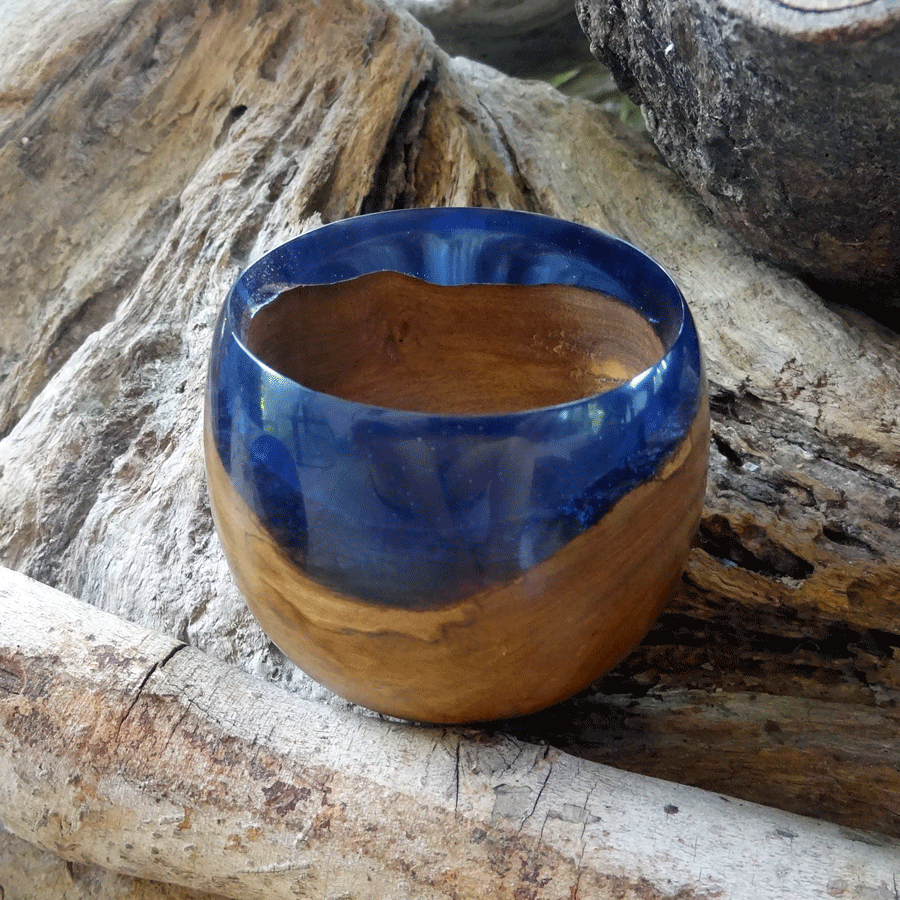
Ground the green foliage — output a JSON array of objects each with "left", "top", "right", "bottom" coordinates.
[{"left": 549, "top": 62, "right": 644, "bottom": 130}]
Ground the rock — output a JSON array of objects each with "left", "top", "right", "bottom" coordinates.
[{"left": 576, "top": 0, "right": 900, "bottom": 289}]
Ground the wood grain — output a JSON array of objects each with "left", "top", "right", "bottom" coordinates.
[
  {"left": 204, "top": 398, "right": 709, "bottom": 723},
  {"left": 246, "top": 272, "right": 666, "bottom": 413}
]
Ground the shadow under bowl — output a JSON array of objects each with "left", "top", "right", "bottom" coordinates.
[{"left": 204, "top": 207, "right": 709, "bottom": 723}]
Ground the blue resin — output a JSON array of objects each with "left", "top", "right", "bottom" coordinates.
[{"left": 207, "top": 208, "right": 705, "bottom": 608}]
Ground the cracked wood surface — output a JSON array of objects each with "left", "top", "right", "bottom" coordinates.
[
  {"left": 2, "top": 566, "right": 898, "bottom": 900},
  {"left": 0, "top": 0, "right": 899, "bottom": 895}
]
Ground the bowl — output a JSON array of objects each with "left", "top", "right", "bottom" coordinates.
[{"left": 204, "top": 207, "right": 709, "bottom": 723}]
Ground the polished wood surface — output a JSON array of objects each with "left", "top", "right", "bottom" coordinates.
[
  {"left": 246, "top": 272, "right": 666, "bottom": 413},
  {"left": 204, "top": 400, "right": 709, "bottom": 723}
]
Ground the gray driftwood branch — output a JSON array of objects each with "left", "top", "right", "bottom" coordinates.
[{"left": 2, "top": 566, "right": 898, "bottom": 900}]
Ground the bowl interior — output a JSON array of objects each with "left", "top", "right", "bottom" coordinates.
[{"left": 245, "top": 270, "right": 666, "bottom": 415}]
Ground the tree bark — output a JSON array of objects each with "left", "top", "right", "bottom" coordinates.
[
  {"left": 0, "top": 0, "right": 899, "bottom": 895},
  {"left": 2, "top": 565, "right": 898, "bottom": 900},
  {"left": 576, "top": 0, "right": 900, "bottom": 288}
]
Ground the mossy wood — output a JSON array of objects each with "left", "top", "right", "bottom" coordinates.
[{"left": 0, "top": 0, "right": 898, "bottom": 897}]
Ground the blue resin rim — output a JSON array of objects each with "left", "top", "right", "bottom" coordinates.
[
  {"left": 208, "top": 208, "right": 706, "bottom": 607},
  {"left": 226, "top": 208, "right": 689, "bottom": 411}
]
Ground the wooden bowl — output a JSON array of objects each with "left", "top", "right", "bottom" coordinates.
[{"left": 204, "top": 208, "right": 709, "bottom": 723}]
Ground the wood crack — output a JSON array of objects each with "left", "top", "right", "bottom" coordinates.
[
  {"left": 361, "top": 64, "right": 439, "bottom": 213},
  {"left": 0, "top": 659, "right": 24, "bottom": 696},
  {"left": 453, "top": 735, "right": 461, "bottom": 813},
  {"left": 472, "top": 96, "right": 540, "bottom": 211},
  {"left": 117, "top": 642, "right": 187, "bottom": 735},
  {"left": 517, "top": 763, "right": 552, "bottom": 835}
]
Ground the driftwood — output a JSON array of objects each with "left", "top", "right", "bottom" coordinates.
[
  {"left": 0, "top": 827, "right": 219, "bottom": 900},
  {"left": 576, "top": 0, "right": 900, "bottom": 287},
  {"left": 0, "top": 0, "right": 899, "bottom": 895},
  {"left": 2, "top": 565, "right": 899, "bottom": 900}
]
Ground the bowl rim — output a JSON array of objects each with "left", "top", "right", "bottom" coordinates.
[{"left": 218, "top": 207, "right": 699, "bottom": 422}]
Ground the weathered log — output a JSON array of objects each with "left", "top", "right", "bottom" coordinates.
[
  {"left": 576, "top": 0, "right": 900, "bottom": 288},
  {"left": 2, "top": 565, "right": 898, "bottom": 900},
  {"left": 0, "top": 0, "right": 899, "bottom": 893}
]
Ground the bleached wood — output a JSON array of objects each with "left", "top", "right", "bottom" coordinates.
[
  {"left": 2, "top": 566, "right": 898, "bottom": 900},
  {"left": 0, "top": 825, "right": 221, "bottom": 900}
]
